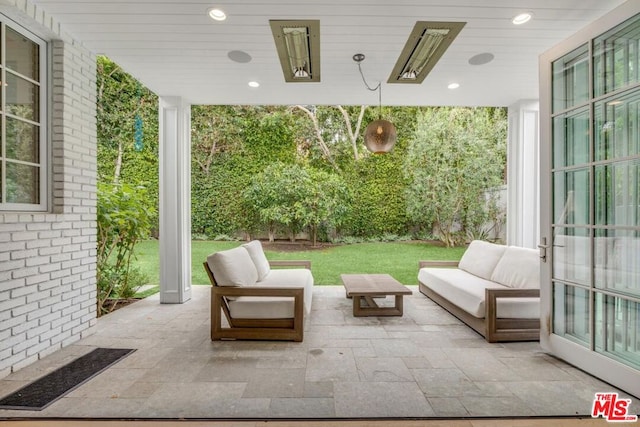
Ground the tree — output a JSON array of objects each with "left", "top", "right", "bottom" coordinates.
[
  {"left": 299, "top": 168, "right": 349, "bottom": 246},
  {"left": 404, "top": 107, "right": 506, "bottom": 247},
  {"left": 243, "top": 163, "right": 348, "bottom": 244}
]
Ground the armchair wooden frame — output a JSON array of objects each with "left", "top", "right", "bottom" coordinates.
[
  {"left": 203, "top": 260, "right": 310, "bottom": 342},
  {"left": 418, "top": 260, "right": 540, "bottom": 343}
]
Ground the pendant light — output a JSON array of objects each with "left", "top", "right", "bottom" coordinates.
[{"left": 353, "top": 53, "right": 397, "bottom": 154}]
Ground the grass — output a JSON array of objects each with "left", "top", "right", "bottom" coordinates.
[{"left": 132, "top": 240, "right": 466, "bottom": 287}]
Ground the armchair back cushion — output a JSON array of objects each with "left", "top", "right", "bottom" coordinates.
[
  {"left": 458, "top": 240, "right": 507, "bottom": 280},
  {"left": 207, "top": 246, "right": 258, "bottom": 287},
  {"left": 491, "top": 246, "right": 539, "bottom": 289},
  {"left": 242, "top": 240, "right": 271, "bottom": 281}
]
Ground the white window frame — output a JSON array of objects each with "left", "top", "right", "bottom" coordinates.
[{"left": 0, "top": 18, "right": 47, "bottom": 212}]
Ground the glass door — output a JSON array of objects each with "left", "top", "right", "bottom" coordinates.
[{"left": 541, "top": 8, "right": 640, "bottom": 398}]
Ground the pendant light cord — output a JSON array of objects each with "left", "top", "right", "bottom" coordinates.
[{"left": 356, "top": 61, "right": 382, "bottom": 119}]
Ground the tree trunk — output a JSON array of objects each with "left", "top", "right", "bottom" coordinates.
[{"left": 114, "top": 140, "right": 124, "bottom": 184}]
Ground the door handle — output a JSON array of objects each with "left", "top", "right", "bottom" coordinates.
[{"left": 538, "top": 237, "right": 550, "bottom": 263}]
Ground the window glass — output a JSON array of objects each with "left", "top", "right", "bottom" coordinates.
[
  {"left": 0, "top": 21, "right": 45, "bottom": 210},
  {"left": 5, "top": 162, "right": 39, "bottom": 204},
  {"left": 5, "top": 26, "right": 39, "bottom": 81},
  {"left": 594, "top": 15, "right": 640, "bottom": 97},
  {"left": 6, "top": 116, "right": 39, "bottom": 163},
  {"left": 553, "top": 108, "right": 589, "bottom": 168},
  {"left": 552, "top": 45, "right": 589, "bottom": 113},
  {"left": 6, "top": 72, "right": 39, "bottom": 121}
]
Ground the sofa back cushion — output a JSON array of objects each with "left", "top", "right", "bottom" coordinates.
[
  {"left": 458, "top": 240, "right": 507, "bottom": 280},
  {"left": 242, "top": 240, "right": 270, "bottom": 281},
  {"left": 207, "top": 246, "right": 258, "bottom": 287},
  {"left": 491, "top": 246, "right": 540, "bottom": 289}
]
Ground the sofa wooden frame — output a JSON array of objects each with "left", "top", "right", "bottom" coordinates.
[
  {"left": 418, "top": 260, "right": 540, "bottom": 343},
  {"left": 203, "top": 260, "right": 310, "bottom": 342}
]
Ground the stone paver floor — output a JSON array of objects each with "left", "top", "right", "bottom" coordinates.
[{"left": 0, "top": 285, "right": 638, "bottom": 419}]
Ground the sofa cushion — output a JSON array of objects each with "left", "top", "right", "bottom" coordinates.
[
  {"left": 207, "top": 246, "right": 258, "bottom": 287},
  {"left": 418, "top": 268, "right": 539, "bottom": 319},
  {"left": 259, "top": 268, "right": 314, "bottom": 314},
  {"left": 228, "top": 296, "right": 296, "bottom": 319},
  {"left": 491, "top": 246, "right": 539, "bottom": 289},
  {"left": 458, "top": 240, "right": 507, "bottom": 280},
  {"left": 419, "top": 267, "right": 500, "bottom": 317},
  {"left": 242, "top": 240, "right": 271, "bottom": 281}
]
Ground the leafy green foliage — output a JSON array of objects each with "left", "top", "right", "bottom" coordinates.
[
  {"left": 243, "top": 163, "right": 349, "bottom": 244},
  {"left": 96, "top": 183, "right": 155, "bottom": 315},
  {"left": 404, "top": 107, "right": 507, "bottom": 247},
  {"left": 97, "top": 56, "right": 159, "bottom": 234}
]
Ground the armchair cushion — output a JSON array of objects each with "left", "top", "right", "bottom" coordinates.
[
  {"left": 259, "top": 268, "right": 314, "bottom": 314},
  {"left": 207, "top": 246, "right": 258, "bottom": 287},
  {"left": 242, "top": 240, "right": 271, "bottom": 280}
]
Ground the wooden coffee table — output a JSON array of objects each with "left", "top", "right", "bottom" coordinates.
[{"left": 341, "top": 274, "right": 412, "bottom": 317}]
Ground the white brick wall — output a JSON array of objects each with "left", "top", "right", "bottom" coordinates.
[{"left": 0, "top": 1, "right": 97, "bottom": 378}]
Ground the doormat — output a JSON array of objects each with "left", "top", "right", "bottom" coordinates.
[{"left": 0, "top": 347, "right": 135, "bottom": 411}]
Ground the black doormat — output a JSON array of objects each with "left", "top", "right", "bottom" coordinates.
[{"left": 0, "top": 347, "right": 135, "bottom": 411}]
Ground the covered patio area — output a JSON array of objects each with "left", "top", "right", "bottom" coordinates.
[{"left": 0, "top": 285, "right": 636, "bottom": 420}]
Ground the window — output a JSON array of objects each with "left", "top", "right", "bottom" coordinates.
[{"left": 0, "top": 20, "right": 47, "bottom": 211}]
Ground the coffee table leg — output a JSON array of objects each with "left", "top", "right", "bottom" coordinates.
[{"left": 395, "top": 295, "right": 404, "bottom": 316}]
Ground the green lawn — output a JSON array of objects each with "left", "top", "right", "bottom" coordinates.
[{"left": 133, "top": 240, "right": 466, "bottom": 286}]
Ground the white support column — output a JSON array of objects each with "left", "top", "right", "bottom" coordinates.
[
  {"left": 159, "top": 96, "right": 192, "bottom": 303},
  {"left": 507, "top": 100, "right": 540, "bottom": 249}
]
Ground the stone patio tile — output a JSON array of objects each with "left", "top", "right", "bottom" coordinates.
[
  {"left": 334, "top": 381, "right": 435, "bottom": 417},
  {"left": 370, "top": 338, "right": 425, "bottom": 357},
  {"left": 305, "top": 348, "right": 359, "bottom": 382},
  {"left": 497, "top": 355, "right": 576, "bottom": 381},
  {"left": 304, "top": 381, "right": 334, "bottom": 398},
  {"left": 311, "top": 325, "right": 390, "bottom": 339},
  {"left": 387, "top": 330, "right": 456, "bottom": 348},
  {"left": 270, "top": 397, "right": 336, "bottom": 418},
  {"left": 504, "top": 380, "right": 615, "bottom": 416},
  {"left": 355, "top": 357, "right": 414, "bottom": 382},
  {"left": 255, "top": 351, "right": 308, "bottom": 369},
  {"left": 462, "top": 381, "right": 515, "bottom": 398},
  {"left": 406, "top": 306, "right": 461, "bottom": 326},
  {"left": 423, "top": 348, "right": 457, "bottom": 369},
  {"left": 113, "top": 346, "right": 173, "bottom": 369},
  {"left": 304, "top": 335, "right": 373, "bottom": 349},
  {"left": 66, "top": 368, "right": 148, "bottom": 398},
  {"left": 195, "top": 356, "right": 259, "bottom": 382},
  {"left": 119, "top": 381, "right": 162, "bottom": 398},
  {"left": 428, "top": 397, "right": 470, "bottom": 416},
  {"left": 143, "top": 382, "right": 263, "bottom": 418},
  {"left": 352, "top": 346, "right": 377, "bottom": 357},
  {"left": 459, "top": 396, "right": 536, "bottom": 417},
  {"left": 55, "top": 397, "right": 151, "bottom": 418},
  {"left": 402, "top": 357, "right": 432, "bottom": 369},
  {"left": 443, "top": 348, "right": 518, "bottom": 381},
  {"left": 242, "top": 368, "right": 305, "bottom": 398},
  {"left": 411, "top": 368, "right": 474, "bottom": 397},
  {"left": 310, "top": 308, "right": 345, "bottom": 325}
]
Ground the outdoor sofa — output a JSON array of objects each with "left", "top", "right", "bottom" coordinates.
[
  {"left": 418, "top": 240, "right": 540, "bottom": 342},
  {"left": 204, "top": 240, "right": 313, "bottom": 342}
]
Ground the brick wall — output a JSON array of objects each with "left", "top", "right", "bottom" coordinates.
[{"left": 0, "top": 2, "right": 97, "bottom": 378}]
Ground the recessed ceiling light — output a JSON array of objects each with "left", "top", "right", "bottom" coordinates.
[
  {"left": 208, "top": 8, "right": 226, "bottom": 21},
  {"left": 512, "top": 12, "right": 532, "bottom": 25},
  {"left": 248, "top": 81, "right": 260, "bottom": 88},
  {"left": 448, "top": 83, "right": 460, "bottom": 89}
]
